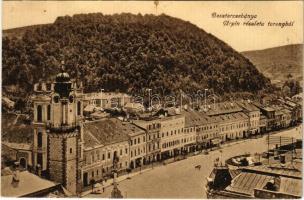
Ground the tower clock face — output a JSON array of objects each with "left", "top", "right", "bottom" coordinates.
[
  {"left": 53, "top": 96, "right": 59, "bottom": 103},
  {"left": 69, "top": 95, "right": 74, "bottom": 103}
]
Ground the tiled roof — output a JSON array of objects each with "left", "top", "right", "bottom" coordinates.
[
  {"left": 225, "top": 172, "right": 272, "bottom": 196},
  {"left": 123, "top": 122, "right": 145, "bottom": 137},
  {"left": 182, "top": 110, "right": 218, "bottom": 127},
  {"left": 279, "top": 177, "right": 302, "bottom": 197},
  {"left": 132, "top": 119, "right": 160, "bottom": 130},
  {"left": 245, "top": 162, "right": 302, "bottom": 178},
  {"left": 203, "top": 102, "right": 243, "bottom": 116},
  {"left": 226, "top": 170, "right": 302, "bottom": 197},
  {"left": 214, "top": 112, "right": 248, "bottom": 123},
  {"left": 236, "top": 102, "right": 260, "bottom": 112},
  {"left": 182, "top": 110, "right": 201, "bottom": 127},
  {"left": 83, "top": 118, "right": 130, "bottom": 148},
  {"left": 1, "top": 171, "right": 58, "bottom": 197},
  {"left": 263, "top": 107, "right": 275, "bottom": 112}
]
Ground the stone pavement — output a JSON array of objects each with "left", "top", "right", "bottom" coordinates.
[{"left": 80, "top": 167, "right": 152, "bottom": 197}]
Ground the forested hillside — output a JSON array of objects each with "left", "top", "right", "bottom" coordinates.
[
  {"left": 242, "top": 44, "right": 303, "bottom": 86},
  {"left": 3, "top": 13, "right": 272, "bottom": 100}
]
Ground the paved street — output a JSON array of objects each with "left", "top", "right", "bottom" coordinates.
[{"left": 86, "top": 125, "right": 302, "bottom": 198}]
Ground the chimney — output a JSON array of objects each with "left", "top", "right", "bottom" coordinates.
[
  {"left": 264, "top": 177, "right": 280, "bottom": 191},
  {"left": 11, "top": 162, "right": 20, "bottom": 188}
]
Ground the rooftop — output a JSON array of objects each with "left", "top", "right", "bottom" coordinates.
[
  {"left": 83, "top": 118, "right": 130, "bottom": 148},
  {"left": 182, "top": 110, "right": 218, "bottom": 127},
  {"left": 225, "top": 171, "right": 302, "bottom": 197},
  {"left": 236, "top": 101, "right": 260, "bottom": 112},
  {"left": 214, "top": 112, "right": 249, "bottom": 124},
  {"left": 225, "top": 160, "right": 302, "bottom": 197},
  {"left": 203, "top": 102, "right": 243, "bottom": 116},
  {"left": 1, "top": 171, "right": 59, "bottom": 197}
]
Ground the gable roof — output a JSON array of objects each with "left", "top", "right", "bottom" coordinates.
[{"left": 83, "top": 118, "right": 130, "bottom": 148}]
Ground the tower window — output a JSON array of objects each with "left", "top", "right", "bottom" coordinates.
[
  {"left": 47, "top": 105, "right": 51, "bottom": 120},
  {"left": 37, "top": 105, "right": 42, "bottom": 122},
  {"left": 37, "top": 153, "right": 43, "bottom": 166},
  {"left": 77, "top": 101, "right": 81, "bottom": 116},
  {"left": 70, "top": 148, "right": 72, "bottom": 154},
  {"left": 37, "top": 132, "right": 42, "bottom": 148}
]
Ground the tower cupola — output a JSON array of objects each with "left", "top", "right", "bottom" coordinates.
[{"left": 54, "top": 61, "right": 72, "bottom": 98}]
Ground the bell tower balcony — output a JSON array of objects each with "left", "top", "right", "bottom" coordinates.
[{"left": 46, "top": 122, "right": 80, "bottom": 133}]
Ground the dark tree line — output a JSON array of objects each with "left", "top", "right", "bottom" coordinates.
[{"left": 3, "top": 13, "right": 272, "bottom": 100}]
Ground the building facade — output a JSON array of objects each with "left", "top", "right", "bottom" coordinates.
[{"left": 159, "top": 115, "right": 185, "bottom": 159}]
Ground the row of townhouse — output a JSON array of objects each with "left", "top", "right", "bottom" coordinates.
[
  {"left": 253, "top": 99, "right": 302, "bottom": 131},
  {"left": 71, "top": 101, "right": 303, "bottom": 188},
  {"left": 27, "top": 69, "right": 302, "bottom": 194},
  {"left": 80, "top": 115, "right": 195, "bottom": 187}
]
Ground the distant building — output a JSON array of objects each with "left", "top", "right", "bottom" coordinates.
[
  {"left": 159, "top": 115, "right": 186, "bottom": 160},
  {"left": 215, "top": 112, "right": 249, "bottom": 142},
  {"left": 253, "top": 103, "right": 276, "bottom": 132},
  {"left": 83, "top": 92, "right": 131, "bottom": 110},
  {"left": 133, "top": 119, "right": 161, "bottom": 163},
  {"left": 128, "top": 123, "right": 146, "bottom": 169},
  {"left": 236, "top": 101, "right": 261, "bottom": 135}
]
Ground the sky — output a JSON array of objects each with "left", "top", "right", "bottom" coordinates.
[{"left": 2, "top": 1, "right": 303, "bottom": 52}]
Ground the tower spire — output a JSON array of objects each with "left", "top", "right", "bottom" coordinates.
[{"left": 61, "top": 61, "right": 65, "bottom": 73}]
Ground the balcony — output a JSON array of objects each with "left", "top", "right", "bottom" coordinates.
[{"left": 46, "top": 123, "right": 79, "bottom": 133}]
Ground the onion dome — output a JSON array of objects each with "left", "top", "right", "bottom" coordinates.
[
  {"left": 54, "top": 61, "right": 72, "bottom": 98},
  {"left": 56, "top": 61, "right": 70, "bottom": 82}
]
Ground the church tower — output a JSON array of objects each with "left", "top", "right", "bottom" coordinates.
[{"left": 32, "top": 63, "right": 84, "bottom": 195}]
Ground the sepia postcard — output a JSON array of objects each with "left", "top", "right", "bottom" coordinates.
[{"left": 1, "top": 1, "right": 303, "bottom": 199}]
